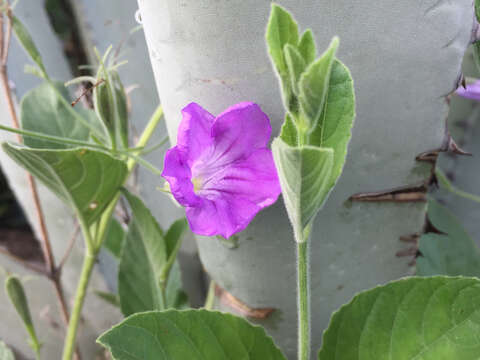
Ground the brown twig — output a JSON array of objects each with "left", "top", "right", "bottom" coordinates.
[
  {"left": 70, "top": 78, "right": 104, "bottom": 107},
  {"left": 0, "top": 3, "right": 81, "bottom": 359}
]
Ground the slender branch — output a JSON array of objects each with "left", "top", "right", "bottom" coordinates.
[
  {"left": 0, "top": 4, "right": 81, "bottom": 359},
  {"left": 58, "top": 223, "right": 80, "bottom": 270}
]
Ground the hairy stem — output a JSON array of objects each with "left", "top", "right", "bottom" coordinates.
[{"left": 297, "top": 241, "right": 310, "bottom": 360}]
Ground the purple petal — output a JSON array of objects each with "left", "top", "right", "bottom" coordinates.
[
  {"left": 162, "top": 147, "right": 199, "bottom": 207},
  {"left": 177, "top": 102, "right": 215, "bottom": 166},
  {"left": 209, "top": 102, "right": 272, "bottom": 165},
  {"left": 186, "top": 197, "right": 261, "bottom": 238},
  {"left": 456, "top": 80, "right": 480, "bottom": 101}
]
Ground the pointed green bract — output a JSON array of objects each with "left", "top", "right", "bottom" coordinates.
[
  {"left": 272, "top": 138, "right": 334, "bottom": 242},
  {"left": 20, "top": 82, "right": 100, "bottom": 149},
  {"left": 98, "top": 310, "right": 287, "bottom": 360},
  {"left": 417, "top": 199, "right": 480, "bottom": 277},
  {"left": 284, "top": 44, "right": 306, "bottom": 97},
  {"left": 2, "top": 144, "right": 127, "bottom": 226},
  {"left": 12, "top": 15, "right": 46, "bottom": 78},
  {"left": 298, "top": 37, "right": 339, "bottom": 130},
  {"left": 309, "top": 59, "right": 355, "bottom": 190},
  {"left": 118, "top": 191, "right": 186, "bottom": 316},
  {"left": 319, "top": 276, "right": 480, "bottom": 360},
  {"left": 298, "top": 30, "right": 316, "bottom": 65},
  {"left": 5, "top": 276, "right": 41, "bottom": 356},
  {"left": 279, "top": 113, "right": 298, "bottom": 146},
  {"left": 0, "top": 342, "right": 15, "bottom": 360}
]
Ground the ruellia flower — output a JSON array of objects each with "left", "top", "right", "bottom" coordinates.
[
  {"left": 456, "top": 79, "right": 480, "bottom": 101},
  {"left": 162, "top": 102, "right": 281, "bottom": 238}
]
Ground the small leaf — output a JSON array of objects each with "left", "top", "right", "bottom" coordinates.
[
  {"left": 98, "top": 310, "right": 286, "bottom": 360},
  {"left": 279, "top": 113, "right": 298, "bottom": 146},
  {"left": 5, "top": 276, "right": 41, "bottom": 355},
  {"left": 94, "top": 290, "right": 120, "bottom": 308},
  {"left": 417, "top": 199, "right": 480, "bottom": 277},
  {"left": 0, "top": 341, "right": 15, "bottom": 360},
  {"left": 118, "top": 191, "right": 186, "bottom": 316},
  {"left": 284, "top": 44, "right": 306, "bottom": 96},
  {"left": 272, "top": 138, "right": 334, "bottom": 242},
  {"left": 319, "top": 276, "right": 480, "bottom": 360},
  {"left": 298, "top": 29, "right": 316, "bottom": 65},
  {"left": 164, "top": 218, "right": 188, "bottom": 257},
  {"left": 2, "top": 144, "right": 127, "bottom": 226},
  {"left": 266, "top": 3, "right": 299, "bottom": 111},
  {"left": 476, "top": 0, "right": 480, "bottom": 22},
  {"left": 298, "top": 37, "right": 339, "bottom": 129},
  {"left": 20, "top": 82, "right": 99, "bottom": 149},
  {"left": 12, "top": 15, "right": 46, "bottom": 77},
  {"left": 309, "top": 59, "right": 355, "bottom": 193},
  {"left": 103, "top": 218, "right": 125, "bottom": 259}
]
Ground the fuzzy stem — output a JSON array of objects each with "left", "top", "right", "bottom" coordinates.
[
  {"left": 61, "top": 250, "right": 96, "bottom": 360},
  {"left": 297, "top": 241, "right": 310, "bottom": 360}
]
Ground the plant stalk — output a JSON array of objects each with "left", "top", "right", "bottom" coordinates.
[{"left": 297, "top": 241, "right": 310, "bottom": 360}]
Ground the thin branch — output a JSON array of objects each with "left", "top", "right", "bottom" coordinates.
[
  {"left": 57, "top": 223, "right": 80, "bottom": 270},
  {"left": 70, "top": 79, "right": 104, "bottom": 107}
]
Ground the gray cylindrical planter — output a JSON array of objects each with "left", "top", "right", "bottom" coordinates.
[{"left": 138, "top": 0, "right": 473, "bottom": 357}]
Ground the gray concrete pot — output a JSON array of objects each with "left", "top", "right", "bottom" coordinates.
[{"left": 137, "top": 0, "right": 473, "bottom": 357}]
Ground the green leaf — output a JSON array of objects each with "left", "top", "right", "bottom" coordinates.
[
  {"left": 5, "top": 276, "right": 41, "bottom": 355},
  {"left": 298, "top": 29, "right": 316, "bottom": 65},
  {"left": 118, "top": 191, "right": 186, "bottom": 316},
  {"left": 279, "top": 113, "right": 298, "bottom": 146},
  {"left": 309, "top": 59, "right": 355, "bottom": 192},
  {"left": 417, "top": 199, "right": 480, "bottom": 277},
  {"left": 319, "top": 276, "right": 480, "bottom": 360},
  {"left": 284, "top": 44, "right": 306, "bottom": 96},
  {"left": 266, "top": 3, "right": 299, "bottom": 111},
  {"left": 12, "top": 15, "right": 46, "bottom": 77},
  {"left": 272, "top": 138, "right": 334, "bottom": 242},
  {"left": 98, "top": 310, "right": 286, "bottom": 360},
  {"left": 103, "top": 218, "right": 125, "bottom": 259},
  {"left": 0, "top": 341, "right": 15, "bottom": 360},
  {"left": 298, "top": 37, "right": 339, "bottom": 129},
  {"left": 476, "top": 0, "right": 480, "bottom": 22},
  {"left": 20, "top": 82, "right": 99, "bottom": 149},
  {"left": 94, "top": 290, "right": 120, "bottom": 308},
  {"left": 2, "top": 144, "right": 127, "bottom": 226}
]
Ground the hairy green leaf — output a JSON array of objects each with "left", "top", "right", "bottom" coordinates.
[
  {"left": 272, "top": 138, "right": 334, "bottom": 242},
  {"left": 103, "top": 218, "right": 125, "bottom": 259},
  {"left": 417, "top": 199, "right": 480, "bottom": 277},
  {"left": 20, "top": 82, "right": 99, "bottom": 149},
  {"left": 5, "top": 276, "right": 41, "bottom": 355},
  {"left": 298, "top": 37, "right": 339, "bottom": 129},
  {"left": 309, "top": 59, "right": 355, "bottom": 192},
  {"left": 298, "top": 30, "right": 316, "bottom": 65},
  {"left": 0, "top": 341, "right": 15, "bottom": 360},
  {"left": 2, "top": 144, "right": 127, "bottom": 225},
  {"left": 284, "top": 44, "right": 306, "bottom": 96},
  {"left": 12, "top": 15, "right": 46, "bottom": 77},
  {"left": 319, "top": 276, "right": 480, "bottom": 360},
  {"left": 118, "top": 191, "right": 186, "bottom": 316},
  {"left": 98, "top": 310, "right": 286, "bottom": 360},
  {"left": 279, "top": 113, "right": 298, "bottom": 146}
]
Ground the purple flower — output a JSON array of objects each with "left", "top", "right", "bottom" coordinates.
[
  {"left": 162, "top": 102, "right": 281, "bottom": 238},
  {"left": 456, "top": 80, "right": 480, "bottom": 101}
]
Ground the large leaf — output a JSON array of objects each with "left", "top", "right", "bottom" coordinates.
[
  {"left": 319, "top": 276, "right": 480, "bottom": 360},
  {"left": 2, "top": 144, "right": 127, "bottom": 225},
  {"left": 20, "top": 82, "right": 99, "bottom": 149},
  {"left": 309, "top": 59, "right": 355, "bottom": 192},
  {"left": 0, "top": 342, "right": 15, "bottom": 360},
  {"left": 118, "top": 191, "right": 186, "bottom": 316},
  {"left": 417, "top": 199, "right": 480, "bottom": 277},
  {"left": 272, "top": 138, "right": 333, "bottom": 242},
  {"left": 298, "top": 37, "right": 338, "bottom": 129},
  {"left": 98, "top": 310, "right": 286, "bottom": 360}
]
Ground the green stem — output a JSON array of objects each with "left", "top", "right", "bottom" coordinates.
[
  {"left": 297, "top": 241, "right": 310, "bottom": 360},
  {"left": 204, "top": 280, "right": 216, "bottom": 310},
  {"left": 61, "top": 250, "right": 96, "bottom": 360},
  {"left": 61, "top": 106, "right": 163, "bottom": 360}
]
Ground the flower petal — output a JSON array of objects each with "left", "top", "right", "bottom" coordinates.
[
  {"left": 186, "top": 197, "right": 261, "bottom": 238},
  {"left": 177, "top": 102, "right": 215, "bottom": 165},
  {"left": 456, "top": 80, "right": 480, "bottom": 101},
  {"left": 209, "top": 102, "right": 272, "bottom": 165},
  {"left": 162, "top": 147, "right": 199, "bottom": 207}
]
